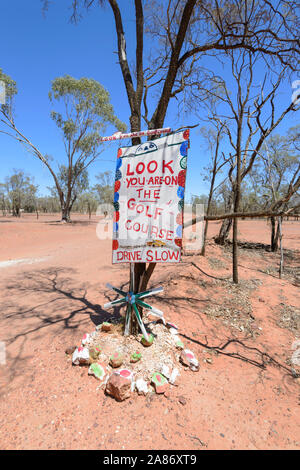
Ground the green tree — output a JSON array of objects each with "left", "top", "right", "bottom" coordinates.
[
  {"left": 93, "top": 171, "right": 114, "bottom": 205},
  {"left": 0, "top": 72, "right": 126, "bottom": 221},
  {"left": 47, "top": 163, "right": 89, "bottom": 221},
  {"left": 75, "top": 191, "right": 99, "bottom": 218},
  {"left": 4, "top": 170, "right": 38, "bottom": 217},
  {"left": 255, "top": 129, "right": 300, "bottom": 251}
]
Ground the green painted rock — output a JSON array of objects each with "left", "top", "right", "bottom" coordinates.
[
  {"left": 109, "top": 351, "right": 124, "bottom": 368},
  {"left": 130, "top": 351, "right": 142, "bottom": 363},
  {"left": 141, "top": 334, "right": 154, "bottom": 347},
  {"left": 151, "top": 372, "right": 168, "bottom": 394},
  {"left": 88, "top": 362, "right": 107, "bottom": 382},
  {"left": 176, "top": 340, "right": 184, "bottom": 350}
]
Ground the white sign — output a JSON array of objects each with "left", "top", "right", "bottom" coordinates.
[{"left": 112, "top": 130, "right": 190, "bottom": 263}]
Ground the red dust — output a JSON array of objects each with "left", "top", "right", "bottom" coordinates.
[{"left": 0, "top": 213, "right": 299, "bottom": 450}]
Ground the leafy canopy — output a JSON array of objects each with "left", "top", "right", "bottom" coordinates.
[{"left": 49, "top": 75, "right": 126, "bottom": 144}]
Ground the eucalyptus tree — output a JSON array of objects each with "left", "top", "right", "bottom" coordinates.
[
  {"left": 92, "top": 170, "right": 114, "bottom": 205},
  {"left": 48, "top": 0, "right": 299, "bottom": 293},
  {"left": 4, "top": 170, "right": 38, "bottom": 217},
  {"left": 0, "top": 72, "right": 126, "bottom": 221},
  {"left": 41, "top": 0, "right": 300, "bottom": 307},
  {"left": 193, "top": 48, "right": 299, "bottom": 282},
  {"left": 256, "top": 128, "right": 300, "bottom": 251}
]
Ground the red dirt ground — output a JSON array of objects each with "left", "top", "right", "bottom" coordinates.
[{"left": 0, "top": 213, "right": 299, "bottom": 450}]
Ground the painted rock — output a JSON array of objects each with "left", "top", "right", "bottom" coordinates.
[
  {"left": 141, "top": 334, "right": 154, "bottom": 347},
  {"left": 81, "top": 333, "right": 90, "bottom": 346},
  {"left": 151, "top": 372, "right": 169, "bottom": 394},
  {"left": 72, "top": 346, "right": 90, "bottom": 365},
  {"left": 179, "top": 349, "right": 199, "bottom": 371},
  {"left": 117, "top": 369, "right": 134, "bottom": 381},
  {"left": 89, "top": 347, "right": 101, "bottom": 361},
  {"left": 135, "top": 378, "right": 148, "bottom": 395},
  {"left": 109, "top": 351, "right": 124, "bottom": 368},
  {"left": 130, "top": 351, "right": 142, "bottom": 363},
  {"left": 88, "top": 362, "right": 107, "bottom": 382},
  {"left": 176, "top": 340, "right": 184, "bottom": 350},
  {"left": 101, "top": 322, "right": 112, "bottom": 332},
  {"left": 65, "top": 345, "right": 77, "bottom": 355},
  {"left": 105, "top": 372, "right": 131, "bottom": 401}
]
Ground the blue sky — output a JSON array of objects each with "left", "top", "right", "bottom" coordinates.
[{"left": 0, "top": 1, "right": 298, "bottom": 200}]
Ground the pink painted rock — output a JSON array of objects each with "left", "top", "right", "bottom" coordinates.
[
  {"left": 105, "top": 372, "right": 131, "bottom": 401},
  {"left": 81, "top": 333, "right": 90, "bottom": 346},
  {"left": 109, "top": 351, "right": 124, "bottom": 368},
  {"left": 141, "top": 334, "right": 154, "bottom": 347},
  {"left": 151, "top": 372, "right": 169, "bottom": 394},
  {"left": 117, "top": 369, "right": 134, "bottom": 381},
  {"left": 72, "top": 346, "right": 90, "bottom": 365},
  {"left": 179, "top": 349, "right": 199, "bottom": 371}
]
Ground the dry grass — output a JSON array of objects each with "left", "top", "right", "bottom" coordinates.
[
  {"left": 277, "top": 303, "right": 300, "bottom": 333},
  {"left": 204, "top": 278, "right": 262, "bottom": 337}
]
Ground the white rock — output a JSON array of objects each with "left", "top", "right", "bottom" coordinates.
[
  {"left": 135, "top": 378, "right": 148, "bottom": 395},
  {"left": 160, "top": 365, "right": 171, "bottom": 379},
  {"left": 169, "top": 328, "right": 179, "bottom": 335},
  {"left": 291, "top": 348, "right": 300, "bottom": 367},
  {"left": 72, "top": 346, "right": 90, "bottom": 365},
  {"left": 81, "top": 333, "right": 90, "bottom": 346}
]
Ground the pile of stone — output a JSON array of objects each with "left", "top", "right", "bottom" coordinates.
[{"left": 66, "top": 317, "right": 199, "bottom": 402}]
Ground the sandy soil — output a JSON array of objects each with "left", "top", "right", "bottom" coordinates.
[{"left": 0, "top": 213, "right": 299, "bottom": 450}]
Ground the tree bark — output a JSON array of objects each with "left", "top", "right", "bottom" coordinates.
[
  {"left": 270, "top": 216, "right": 280, "bottom": 252},
  {"left": 61, "top": 206, "right": 71, "bottom": 222},
  {"left": 215, "top": 214, "right": 233, "bottom": 245}
]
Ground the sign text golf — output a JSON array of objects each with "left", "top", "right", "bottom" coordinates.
[{"left": 112, "top": 130, "right": 189, "bottom": 263}]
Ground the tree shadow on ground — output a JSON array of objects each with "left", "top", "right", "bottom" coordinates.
[
  {"left": 180, "top": 332, "right": 299, "bottom": 387},
  {"left": 0, "top": 268, "right": 131, "bottom": 394},
  {"left": 2, "top": 267, "right": 125, "bottom": 346},
  {"left": 43, "top": 220, "right": 98, "bottom": 226}
]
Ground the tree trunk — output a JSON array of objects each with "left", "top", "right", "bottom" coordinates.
[
  {"left": 232, "top": 217, "right": 239, "bottom": 283},
  {"left": 61, "top": 206, "right": 71, "bottom": 222},
  {"left": 215, "top": 193, "right": 233, "bottom": 245},
  {"left": 201, "top": 219, "right": 209, "bottom": 255},
  {"left": 270, "top": 216, "right": 279, "bottom": 252}
]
